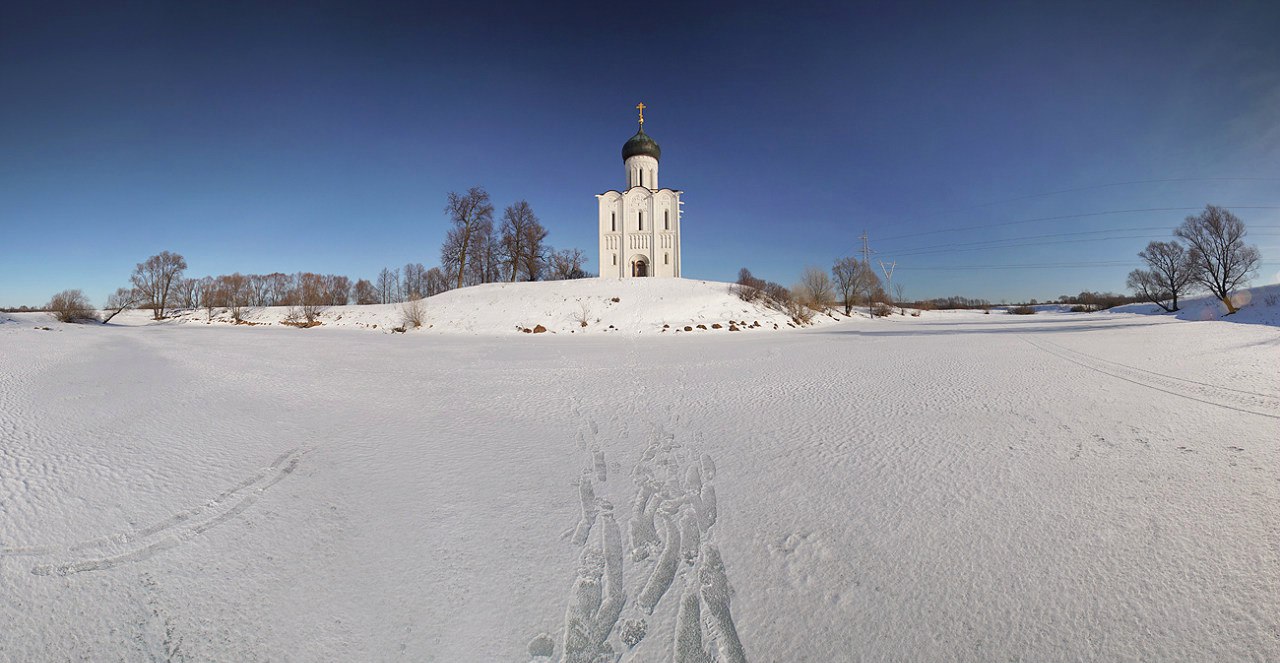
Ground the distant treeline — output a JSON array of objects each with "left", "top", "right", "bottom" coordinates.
[{"left": 28, "top": 186, "right": 595, "bottom": 321}]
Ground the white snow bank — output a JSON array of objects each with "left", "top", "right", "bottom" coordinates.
[
  {"left": 146, "top": 278, "right": 847, "bottom": 335},
  {"left": 1112, "top": 283, "right": 1280, "bottom": 327}
]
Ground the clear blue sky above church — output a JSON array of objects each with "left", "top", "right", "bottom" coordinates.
[{"left": 2, "top": 1, "right": 1278, "bottom": 306}]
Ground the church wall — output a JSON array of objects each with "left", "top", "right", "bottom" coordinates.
[
  {"left": 597, "top": 187, "right": 680, "bottom": 278},
  {"left": 597, "top": 193, "right": 624, "bottom": 277}
]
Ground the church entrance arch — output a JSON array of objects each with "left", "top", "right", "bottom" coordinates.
[{"left": 629, "top": 255, "right": 649, "bottom": 277}]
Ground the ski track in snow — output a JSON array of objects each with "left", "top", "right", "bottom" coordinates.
[
  {"left": 1022, "top": 336, "right": 1280, "bottom": 420},
  {"left": 3, "top": 448, "right": 306, "bottom": 576},
  {"left": 529, "top": 394, "right": 746, "bottom": 662}
]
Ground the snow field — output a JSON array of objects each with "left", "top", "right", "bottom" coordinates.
[{"left": 1, "top": 283, "right": 1278, "bottom": 660}]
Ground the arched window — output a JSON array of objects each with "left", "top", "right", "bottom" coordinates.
[
  {"left": 611, "top": 212, "right": 616, "bottom": 232},
  {"left": 664, "top": 210, "right": 669, "bottom": 230},
  {"left": 664, "top": 253, "right": 669, "bottom": 265},
  {"left": 612, "top": 254, "right": 617, "bottom": 266},
  {"left": 638, "top": 211, "right": 644, "bottom": 231}
]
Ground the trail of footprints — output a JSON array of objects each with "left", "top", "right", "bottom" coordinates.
[
  {"left": 0, "top": 448, "right": 306, "bottom": 576},
  {"left": 528, "top": 411, "right": 747, "bottom": 662}
]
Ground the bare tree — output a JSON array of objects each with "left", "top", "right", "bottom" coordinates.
[
  {"left": 794, "top": 266, "right": 834, "bottom": 309},
  {"left": 469, "top": 227, "right": 503, "bottom": 284},
  {"left": 442, "top": 187, "right": 495, "bottom": 290},
  {"left": 376, "top": 267, "right": 400, "bottom": 304},
  {"left": 47, "top": 289, "right": 98, "bottom": 323},
  {"left": 893, "top": 282, "right": 907, "bottom": 315},
  {"left": 352, "top": 278, "right": 379, "bottom": 305},
  {"left": 1126, "top": 240, "right": 1197, "bottom": 312},
  {"left": 425, "top": 267, "right": 449, "bottom": 296},
  {"left": 265, "top": 272, "right": 292, "bottom": 306},
  {"left": 198, "top": 276, "right": 218, "bottom": 320},
  {"left": 733, "top": 269, "right": 759, "bottom": 301},
  {"left": 402, "top": 263, "right": 427, "bottom": 299},
  {"left": 173, "top": 278, "right": 198, "bottom": 308},
  {"left": 130, "top": 251, "right": 187, "bottom": 319},
  {"left": 831, "top": 257, "right": 877, "bottom": 316},
  {"left": 500, "top": 201, "right": 548, "bottom": 281},
  {"left": 326, "top": 275, "right": 351, "bottom": 306},
  {"left": 297, "top": 272, "right": 328, "bottom": 325},
  {"left": 217, "top": 273, "right": 252, "bottom": 321},
  {"left": 101, "top": 287, "right": 138, "bottom": 323},
  {"left": 248, "top": 274, "right": 269, "bottom": 306},
  {"left": 547, "top": 247, "right": 589, "bottom": 280},
  {"left": 1174, "top": 205, "right": 1261, "bottom": 313}
]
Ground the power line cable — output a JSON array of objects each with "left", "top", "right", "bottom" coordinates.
[
  {"left": 883, "top": 178, "right": 1280, "bottom": 230},
  {"left": 876, "top": 205, "right": 1280, "bottom": 243},
  {"left": 882, "top": 226, "right": 1280, "bottom": 256},
  {"left": 882, "top": 226, "right": 1169, "bottom": 255},
  {"left": 895, "top": 259, "right": 1280, "bottom": 271},
  {"left": 906, "top": 177, "right": 1280, "bottom": 217},
  {"left": 886, "top": 234, "right": 1169, "bottom": 258}
]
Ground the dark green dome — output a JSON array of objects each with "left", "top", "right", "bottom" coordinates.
[{"left": 622, "top": 128, "right": 661, "bottom": 162}]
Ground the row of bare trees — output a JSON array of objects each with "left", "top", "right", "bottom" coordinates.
[
  {"left": 441, "top": 187, "right": 590, "bottom": 287},
  {"left": 734, "top": 259, "right": 894, "bottom": 324},
  {"left": 1127, "top": 205, "right": 1261, "bottom": 313}
]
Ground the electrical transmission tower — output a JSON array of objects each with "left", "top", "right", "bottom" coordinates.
[
  {"left": 878, "top": 258, "right": 896, "bottom": 313},
  {"left": 861, "top": 231, "right": 874, "bottom": 318}
]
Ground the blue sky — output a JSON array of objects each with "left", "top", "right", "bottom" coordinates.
[{"left": 2, "top": 1, "right": 1278, "bottom": 306}]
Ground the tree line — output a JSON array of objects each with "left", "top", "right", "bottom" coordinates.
[
  {"left": 441, "top": 186, "right": 588, "bottom": 288},
  {"left": 41, "top": 186, "right": 592, "bottom": 323}
]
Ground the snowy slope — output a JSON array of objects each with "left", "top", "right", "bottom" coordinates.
[
  {"left": 1113, "top": 282, "right": 1280, "bottom": 326},
  {"left": 146, "top": 277, "right": 847, "bottom": 335}
]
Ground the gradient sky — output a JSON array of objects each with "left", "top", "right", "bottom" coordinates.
[{"left": 3, "top": 1, "right": 1279, "bottom": 307}]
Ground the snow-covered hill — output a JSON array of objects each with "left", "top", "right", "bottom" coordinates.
[
  {"left": 144, "top": 278, "right": 849, "bottom": 335},
  {"left": 1112, "top": 282, "right": 1280, "bottom": 327}
]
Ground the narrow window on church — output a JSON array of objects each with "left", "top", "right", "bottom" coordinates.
[
  {"left": 638, "top": 212, "right": 643, "bottom": 231},
  {"left": 664, "top": 210, "right": 669, "bottom": 230},
  {"left": 664, "top": 253, "right": 669, "bottom": 265},
  {"left": 612, "top": 254, "right": 617, "bottom": 266},
  {"left": 611, "top": 212, "right": 616, "bottom": 232}
]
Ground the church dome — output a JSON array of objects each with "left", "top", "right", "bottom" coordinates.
[{"left": 622, "top": 128, "right": 661, "bottom": 162}]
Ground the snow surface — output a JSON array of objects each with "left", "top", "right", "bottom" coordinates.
[{"left": 2, "top": 280, "right": 1278, "bottom": 661}]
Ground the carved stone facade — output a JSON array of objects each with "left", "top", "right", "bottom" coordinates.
[{"left": 596, "top": 112, "right": 682, "bottom": 278}]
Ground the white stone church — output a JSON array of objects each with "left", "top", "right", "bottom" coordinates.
[{"left": 596, "top": 104, "right": 682, "bottom": 278}]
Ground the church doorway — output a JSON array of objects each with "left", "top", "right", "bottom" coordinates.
[{"left": 631, "top": 257, "right": 649, "bottom": 277}]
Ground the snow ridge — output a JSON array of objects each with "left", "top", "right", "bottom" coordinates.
[{"left": 4, "top": 449, "right": 308, "bottom": 576}]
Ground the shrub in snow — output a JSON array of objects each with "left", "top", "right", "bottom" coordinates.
[
  {"left": 401, "top": 297, "right": 425, "bottom": 329},
  {"left": 47, "top": 289, "right": 98, "bottom": 323}
]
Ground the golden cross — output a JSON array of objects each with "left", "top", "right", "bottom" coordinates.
[{"left": 636, "top": 102, "right": 646, "bottom": 126}]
